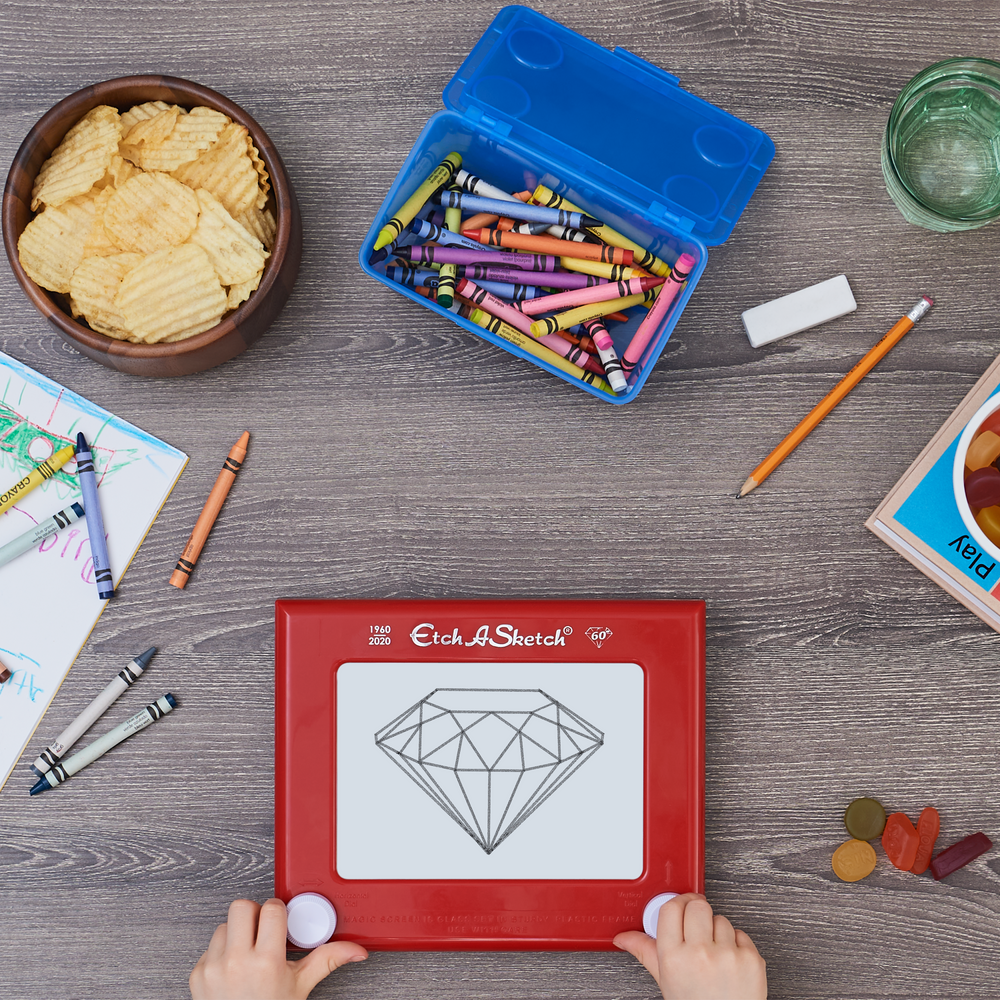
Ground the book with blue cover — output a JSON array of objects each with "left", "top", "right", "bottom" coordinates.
[{"left": 866, "top": 354, "right": 1000, "bottom": 632}]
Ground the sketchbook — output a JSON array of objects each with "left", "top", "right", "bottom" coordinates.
[
  {"left": 866, "top": 353, "right": 1000, "bottom": 633},
  {"left": 0, "top": 352, "right": 187, "bottom": 791}
]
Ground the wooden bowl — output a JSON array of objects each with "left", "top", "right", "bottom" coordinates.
[{"left": 2, "top": 75, "right": 302, "bottom": 376}]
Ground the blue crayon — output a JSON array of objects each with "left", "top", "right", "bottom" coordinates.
[
  {"left": 75, "top": 432, "right": 113, "bottom": 600},
  {"left": 384, "top": 264, "right": 440, "bottom": 288},
  {"left": 408, "top": 218, "right": 503, "bottom": 254},
  {"left": 434, "top": 191, "right": 601, "bottom": 231},
  {"left": 476, "top": 279, "right": 543, "bottom": 302}
]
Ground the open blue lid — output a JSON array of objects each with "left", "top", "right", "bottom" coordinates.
[{"left": 443, "top": 5, "right": 774, "bottom": 245}]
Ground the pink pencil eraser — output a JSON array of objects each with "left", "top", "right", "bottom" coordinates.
[{"left": 741, "top": 274, "right": 857, "bottom": 348}]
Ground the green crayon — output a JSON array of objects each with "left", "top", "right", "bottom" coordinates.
[{"left": 373, "top": 152, "right": 462, "bottom": 250}]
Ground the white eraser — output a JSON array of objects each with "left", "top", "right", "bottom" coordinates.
[{"left": 741, "top": 274, "right": 857, "bottom": 348}]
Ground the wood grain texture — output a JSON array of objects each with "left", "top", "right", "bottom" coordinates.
[{"left": 1, "top": 1, "right": 999, "bottom": 998}]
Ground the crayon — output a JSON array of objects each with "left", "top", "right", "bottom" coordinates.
[
  {"left": 457, "top": 265, "right": 606, "bottom": 289},
  {"left": 558, "top": 257, "right": 648, "bottom": 281},
  {"left": 29, "top": 693, "right": 177, "bottom": 794},
  {"left": 436, "top": 185, "right": 463, "bottom": 309},
  {"left": 0, "top": 501, "right": 85, "bottom": 569},
  {"left": 552, "top": 327, "right": 599, "bottom": 354},
  {"left": 621, "top": 252, "right": 696, "bottom": 377},
  {"left": 373, "top": 151, "right": 462, "bottom": 251},
  {"left": 467, "top": 308, "right": 614, "bottom": 396},
  {"left": 0, "top": 657, "right": 10, "bottom": 684},
  {"left": 169, "top": 432, "right": 249, "bottom": 589},
  {"left": 605, "top": 312, "right": 630, "bottom": 323},
  {"left": 497, "top": 218, "right": 551, "bottom": 235},
  {"left": 516, "top": 276, "right": 663, "bottom": 316},
  {"left": 532, "top": 183, "right": 671, "bottom": 277},
  {"left": 436, "top": 190, "right": 601, "bottom": 230},
  {"left": 452, "top": 169, "right": 524, "bottom": 203},
  {"left": 406, "top": 218, "right": 504, "bottom": 255},
  {"left": 462, "top": 228, "right": 633, "bottom": 264},
  {"left": 458, "top": 279, "right": 605, "bottom": 375},
  {"left": 529, "top": 288, "right": 657, "bottom": 338},
  {"left": 0, "top": 443, "right": 75, "bottom": 517},
  {"left": 75, "top": 433, "right": 113, "bottom": 600},
  {"left": 392, "top": 245, "right": 557, "bottom": 271},
  {"left": 582, "top": 318, "right": 628, "bottom": 394},
  {"left": 476, "top": 279, "right": 542, "bottom": 302},
  {"left": 30, "top": 647, "right": 157, "bottom": 777},
  {"left": 384, "top": 264, "right": 440, "bottom": 289}
]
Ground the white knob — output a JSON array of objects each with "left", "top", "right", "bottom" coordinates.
[
  {"left": 642, "top": 893, "right": 678, "bottom": 938},
  {"left": 286, "top": 893, "right": 338, "bottom": 949}
]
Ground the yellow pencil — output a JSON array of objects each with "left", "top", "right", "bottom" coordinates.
[
  {"left": 0, "top": 443, "right": 75, "bottom": 516},
  {"left": 739, "top": 296, "right": 934, "bottom": 497}
]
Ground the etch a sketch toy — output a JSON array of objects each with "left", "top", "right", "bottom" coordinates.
[{"left": 275, "top": 599, "right": 704, "bottom": 950}]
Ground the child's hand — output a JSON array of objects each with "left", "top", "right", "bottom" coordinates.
[
  {"left": 613, "top": 893, "right": 766, "bottom": 1000},
  {"left": 190, "top": 898, "right": 367, "bottom": 1000}
]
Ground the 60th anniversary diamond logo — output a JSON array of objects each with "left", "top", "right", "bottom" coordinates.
[{"left": 585, "top": 626, "right": 613, "bottom": 649}]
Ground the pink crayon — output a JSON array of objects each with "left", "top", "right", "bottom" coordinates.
[
  {"left": 621, "top": 253, "right": 696, "bottom": 379},
  {"left": 581, "top": 317, "right": 627, "bottom": 394},
  {"left": 457, "top": 278, "right": 604, "bottom": 376},
  {"left": 516, "top": 275, "right": 663, "bottom": 316}
]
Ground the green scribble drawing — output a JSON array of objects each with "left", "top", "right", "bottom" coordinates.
[{"left": 0, "top": 403, "right": 138, "bottom": 489}]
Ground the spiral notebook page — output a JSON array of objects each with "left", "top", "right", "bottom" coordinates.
[{"left": 0, "top": 352, "right": 187, "bottom": 791}]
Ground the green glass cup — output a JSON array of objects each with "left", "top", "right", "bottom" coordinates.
[{"left": 882, "top": 58, "right": 1000, "bottom": 232}]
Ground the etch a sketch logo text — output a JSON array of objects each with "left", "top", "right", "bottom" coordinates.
[{"left": 408, "top": 622, "right": 573, "bottom": 648}]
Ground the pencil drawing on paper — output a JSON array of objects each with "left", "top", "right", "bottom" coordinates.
[{"left": 374, "top": 688, "right": 604, "bottom": 854}]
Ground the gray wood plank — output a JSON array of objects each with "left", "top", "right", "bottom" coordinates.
[{"left": 1, "top": 1, "right": 999, "bottom": 998}]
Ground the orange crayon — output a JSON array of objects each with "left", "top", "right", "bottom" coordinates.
[
  {"left": 462, "top": 228, "right": 633, "bottom": 265},
  {"left": 169, "top": 432, "right": 250, "bottom": 589}
]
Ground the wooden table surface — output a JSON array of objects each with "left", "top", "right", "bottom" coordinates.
[{"left": 2, "top": 2, "right": 999, "bottom": 998}]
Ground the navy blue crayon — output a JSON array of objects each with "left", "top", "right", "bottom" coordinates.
[
  {"left": 75, "top": 432, "right": 113, "bottom": 600},
  {"left": 433, "top": 191, "right": 601, "bottom": 230}
]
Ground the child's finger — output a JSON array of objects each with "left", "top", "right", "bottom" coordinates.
[
  {"left": 681, "top": 896, "right": 715, "bottom": 944},
  {"left": 612, "top": 930, "right": 660, "bottom": 981},
  {"left": 225, "top": 898, "right": 262, "bottom": 950},
  {"left": 293, "top": 940, "right": 369, "bottom": 994},
  {"left": 655, "top": 892, "right": 703, "bottom": 947},
  {"left": 735, "top": 928, "right": 762, "bottom": 954},
  {"left": 254, "top": 898, "right": 290, "bottom": 953},
  {"left": 204, "top": 921, "right": 228, "bottom": 960},
  {"left": 713, "top": 913, "right": 736, "bottom": 945}
]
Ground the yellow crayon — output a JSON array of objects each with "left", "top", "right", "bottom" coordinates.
[
  {"left": 529, "top": 289, "right": 657, "bottom": 338},
  {"left": 373, "top": 152, "right": 462, "bottom": 250},
  {"left": 468, "top": 309, "right": 615, "bottom": 396},
  {"left": 559, "top": 257, "right": 649, "bottom": 281},
  {"left": 534, "top": 184, "right": 671, "bottom": 278},
  {"left": 0, "top": 443, "right": 75, "bottom": 517}
]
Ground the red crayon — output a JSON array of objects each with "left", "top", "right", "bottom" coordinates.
[{"left": 462, "top": 228, "right": 633, "bottom": 265}]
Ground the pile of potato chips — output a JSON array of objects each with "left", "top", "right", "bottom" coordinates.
[{"left": 18, "top": 101, "right": 276, "bottom": 344}]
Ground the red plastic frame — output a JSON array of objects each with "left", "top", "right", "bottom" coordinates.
[{"left": 275, "top": 599, "right": 704, "bottom": 950}]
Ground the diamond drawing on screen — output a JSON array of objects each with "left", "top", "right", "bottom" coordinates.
[{"left": 374, "top": 688, "right": 604, "bottom": 854}]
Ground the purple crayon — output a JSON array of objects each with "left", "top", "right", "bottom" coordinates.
[
  {"left": 392, "top": 245, "right": 557, "bottom": 272},
  {"left": 457, "top": 265, "right": 607, "bottom": 290}
]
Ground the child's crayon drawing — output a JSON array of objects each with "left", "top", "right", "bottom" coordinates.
[{"left": 0, "top": 352, "right": 187, "bottom": 793}]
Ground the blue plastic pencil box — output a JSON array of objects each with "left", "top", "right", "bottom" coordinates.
[{"left": 359, "top": 5, "right": 775, "bottom": 404}]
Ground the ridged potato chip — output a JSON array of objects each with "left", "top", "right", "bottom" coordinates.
[
  {"left": 115, "top": 243, "right": 226, "bottom": 343},
  {"left": 17, "top": 195, "right": 97, "bottom": 293},
  {"left": 119, "top": 108, "right": 181, "bottom": 167},
  {"left": 119, "top": 100, "right": 182, "bottom": 134},
  {"left": 235, "top": 204, "right": 276, "bottom": 250},
  {"left": 226, "top": 271, "right": 263, "bottom": 311},
  {"left": 95, "top": 152, "right": 139, "bottom": 191},
  {"left": 172, "top": 122, "right": 260, "bottom": 216},
  {"left": 30, "top": 105, "right": 121, "bottom": 211},
  {"left": 69, "top": 252, "right": 145, "bottom": 338},
  {"left": 81, "top": 187, "right": 119, "bottom": 258},
  {"left": 103, "top": 172, "right": 200, "bottom": 253},
  {"left": 189, "top": 188, "right": 268, "bottom": 285}
]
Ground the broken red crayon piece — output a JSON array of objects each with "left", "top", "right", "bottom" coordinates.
[
  {"left": 882, "top": 812, "right": 920, "bottom": 870},
  {"left": 910, "top": 807, "right": 941, "bottom": 875},
  {"left": 930, "top": 832, "right": 993, "bottom": 880}
]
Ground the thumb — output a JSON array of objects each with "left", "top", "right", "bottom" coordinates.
[
  {"left": 613, "top": 930, "right": 660, "bottom": 983},
  {"left": 293, "top": 940, "right": 368, "bottom": 995}
]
